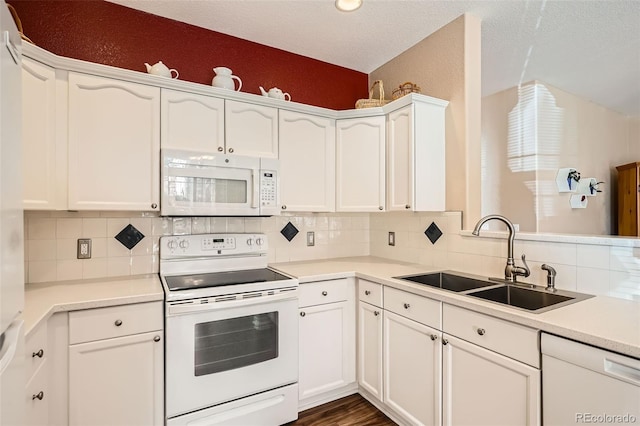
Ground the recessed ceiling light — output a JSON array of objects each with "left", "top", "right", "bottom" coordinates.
[{"left": 335, "top": 0, "right": 362, "bottom": 12}]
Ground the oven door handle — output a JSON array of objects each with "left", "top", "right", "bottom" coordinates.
[{"left": 167, "top": 290, "right": 298, "bottom": 316}]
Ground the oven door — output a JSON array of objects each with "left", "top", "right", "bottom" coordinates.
[
  {"left": 165, "top": 291, "right": 298, "bottom": 419},
  {"left": 161, "top": 150, "right": 260, "bottom": 216}
]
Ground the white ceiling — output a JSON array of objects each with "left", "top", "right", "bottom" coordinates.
[{"left": 108, "top": 0, "right": 640, "bottom": 116}]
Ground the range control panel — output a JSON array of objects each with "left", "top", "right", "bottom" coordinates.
[{"left": 160, "top": 233, "right": 267, "bottom": 259}]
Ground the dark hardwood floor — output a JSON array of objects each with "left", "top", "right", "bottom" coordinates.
[{"left": 287, "top": 393, "right": 397, "bottom": 426}]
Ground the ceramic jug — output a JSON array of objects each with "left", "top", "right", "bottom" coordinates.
[
  {"left": 144, "top": 61, "right": 179, "bottom": 79},
  {"left": 212, "top": 67, "right": 242, "bottom": 91}
]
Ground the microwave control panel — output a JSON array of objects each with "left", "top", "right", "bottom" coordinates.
[{"left": 260, "top": 170, "right": 277, "bottom": 207}]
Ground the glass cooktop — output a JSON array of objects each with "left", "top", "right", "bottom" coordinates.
[{"left": 165, "top": 268, "right": 291, "bottom": 291}]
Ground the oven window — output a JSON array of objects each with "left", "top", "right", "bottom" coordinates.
[{"left": 194, "top": 312, "right": 278, "bottom": 376}]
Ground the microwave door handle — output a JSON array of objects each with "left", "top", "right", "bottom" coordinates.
[{"left": 251, "top": 170, "right": 259, "bottom": 209}]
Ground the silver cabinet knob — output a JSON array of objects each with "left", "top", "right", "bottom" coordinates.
[
  {"left": 281, "top": 205, "right": 287, "bottom": 210},
  {"left": 32, "top": 391, "right": 44, "bottom": 401},
  {"left": 228, "top": 148, "right": 234, "bottom": 153},
  {"left": 32, "top": 349, "right": 44, "bottom": 358},
  {"left": 114, "top": 319, "right": 123, "bottom": 327},
  {"left": 300, "top": 311, "right": 306, "bottom": 317},
  {"left": 154, "top": 336, "right": 161, "bottom": 342},
  {"left": 442, "top": 339, "right": 449, "bottom": 345},
  {"left": 374, "top": 311, "right": 380, "bottom": 316},
  {"left": 430, "top": 334, "right": 438, "bottom": 341},
  {"left": 403, "top": 303, "right": 410, "bottom": 309},
  {"left": 477, "top": 328, "right": 486, "bottom": 336},
  {"left": 405, "top": 204, "right": 411, "bottom": 209},
  {"left": 364, "top": 290, "right": 371, "bottom": 296},
  {"left": 217, "top": 146, "right": 224, "bottom": 152},
  {"left": 151, "top": 203, "right": 157, "bottom": 209},
  {"left": 378, "top": 206, "right": 383, "bottom": 210},
  {"left": 322, "top": 291, "right": 328, "bottom": 296}
]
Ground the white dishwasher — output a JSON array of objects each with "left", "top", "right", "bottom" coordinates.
[{"left": 542, "top": 333, "right": 640, "bottom": 425}]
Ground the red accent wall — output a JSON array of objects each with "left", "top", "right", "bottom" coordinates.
[{"left": 7, "top": 0, "right": 368, "bottom": 110}]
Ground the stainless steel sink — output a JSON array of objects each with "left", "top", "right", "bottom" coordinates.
[
  {"left": 394, "top": 272, "right": 497, "bottom": 293},
  {"left": 467, "top": 284, "right": 594, "bottom": 313}
]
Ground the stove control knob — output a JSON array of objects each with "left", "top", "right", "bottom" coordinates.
[
  {"left": 256, "top": 238, "right": 264, "bottom": 246},
  {"left": 246, "top": 238, "right": 254, "bottom": 246},
  {"left": 167, "top": 240, "right": 178, "bottom": 250},
  {"left": 179, "top": 240, "right": 189, "bottom": 249}
]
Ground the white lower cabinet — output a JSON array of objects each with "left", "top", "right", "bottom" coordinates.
[
  {"left": 442, "top": 334, "right": 540, "bottom": 426},
  {"left": 68, "top": 302, "right": 164, "bottom": 426},
  {"left": 358, "top": 300, "right": 384, "bottom": 401},
  {"left": 384, "top": 311, "right": 441, "bottom": 426},
  {"left": 298, "top": 279, "right": 356, "bottom": 409}
]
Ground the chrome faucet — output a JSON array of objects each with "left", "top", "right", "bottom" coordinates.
[{"left": 472, "top": 214, "right": 530, "bottom": 282}]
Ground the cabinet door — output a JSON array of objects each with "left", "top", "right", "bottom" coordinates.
[
  {"left": 384, "top": 310, "right": 441, "bottom": 426},
  {"left": 358, "top": 301, "right": 383, "bottom": 400},
  {"left": 442, "top": 334, "right": 540, "bottom": 426},
  {"left": 298, "top": 300, "right": 355, "bottom": 402},
  {"left": 336, "top": 116, "right": 385, "bottom": 212},
  {"left": 68, "top": 73, "right": 160, "bottom": 211},
  {"left": 160, "top": 88, "right": 224, "bottom": 152},
  {"left": 225, "top": 100, "right": 278, "bottom": 158},
  {"left": 22, "top": 58, "right": 66, "bottom": 209},
  {"left": 387, "top": 105, "right": 414, "bottom": 211},
  {"left": 69, "top": 331, "right": 164, "bottom": 426},
  {"left": 279, "top": 110, "right": 335, "bottom": 212}
]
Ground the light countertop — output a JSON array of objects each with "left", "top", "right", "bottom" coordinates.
[
  {"left": 272, "top": 256, "right": 640, "bottom": 358},
  {"left": 24, "top": 274, "right": 164, "bottom": 337}
]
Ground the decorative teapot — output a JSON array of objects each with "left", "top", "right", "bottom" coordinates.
[
  {"left": 212, "top": 67, "right": 242, "bottom": 91},
  {"left": 144, "top": 61, "right": 179, "bottom": 79},
  {"left": 259, "top": 86, "right": 291, "bottom": 101}
]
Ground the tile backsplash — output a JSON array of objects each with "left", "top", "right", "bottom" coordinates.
[{"left": 24, "top": 210, "right": 639, "bottom": 301}]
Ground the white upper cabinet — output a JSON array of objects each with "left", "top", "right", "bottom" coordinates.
[
  {"left": 160, "top": 88, "right": 224, "bottom": 152},
  {"left": 225, "top": 100, "right": 278, "bottom": 158},
  {"left": 279, "top": 110, "right": 335, "bottom": 212},
  {"left": 336, "top": 116, "right": 385, "bottom": 212},
  {"left": 67, "top": 73, "right": 160, "bottom": 211},
  {"left": 22, "top": 58, "right": 67, "bottom": 210},
  {"left": 387, "top": 99, "right": 447, "bottom": 212}
]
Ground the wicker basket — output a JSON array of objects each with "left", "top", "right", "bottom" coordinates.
[
  {"left": 7, "top": 4, "right": 34, "bottom": 44},
  {"left": 355, "top": 80, "right": 390, "bottom": 109},
  {"left": 391, "top": 82, "right": 421, "bottom": 100}
]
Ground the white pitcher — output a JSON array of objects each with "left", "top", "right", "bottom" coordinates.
[{"left": 212, "top": 67, "right": 242, "bottom": 91}]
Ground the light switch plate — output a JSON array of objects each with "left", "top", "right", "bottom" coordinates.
[
  {"left": 307, "top": 231, "right": 315, "bottom": 247},
  {"left": 388, "top": 232, "right": 395, "bottom": 246},
  {"left": 77, "top": 238, "right": 92, "bottom": 259}
]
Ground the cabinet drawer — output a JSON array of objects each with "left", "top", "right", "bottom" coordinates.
[
  {"left": 69, "top": 302, "right": 163, "bottom": 344},
  {"left": 25, "top": 359, "right": 49, "bottom": 426},
  {"left": 384, "top": 286, "right": 441, "bottom": 329},
  {"left": 25, "top": 321, "right": 48, "bottom": 381},
  {"left": 299, "top": 279, "right": 348, "bottom": 307},
  {"left": 358, "top": 279, "right": 383, "bottom": 307},
  {"left": 443, "top": 304, "right": 539, "bottom": 367}
]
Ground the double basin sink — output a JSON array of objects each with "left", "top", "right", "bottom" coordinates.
[{"left": 394, "top": 271, "right": 593, "bottom": 313}]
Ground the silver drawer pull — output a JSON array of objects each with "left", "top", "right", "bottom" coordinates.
[
  {"left": 32, "top": 391, "right": 44, "bottom": 401},
  {"left": 374, "top": 311, "right": 380, "bottom": 316},
  {"left": 228, "top": 148, "right": 234, "bottom": 153},
  {"left": 154, "top": 336, "right": 161, "bottom": 342},
  {"left": 217, "top": 147, "right": 224, "bottom": 152},
  {"left": 430, "top": 334, "right": 438, "bottom": 341},
  {"left": 32, "top": 349, "right": 44, "bottom": 358},
  {"left": 322, "top": 291, "right": 328, "bottom": 296},
  {"left": 114, "top": 319, "right": 123, "bottom": 327},
  {"left": 403, "top": 303, "right": 410, "bottom": 309},
  {"left": 300, "top": 312, "right": 306, "bottom": 317},
  {"left": 364, "top": 290, "right": 371, "bottom": 296},
  {"left": 405, "top": 204, "right": 411, "bottom": 209},
  {"left": 151, "top": 203, "right": 158, "bottom": 209},
  {"left": 477, "top": 328, "right": 486, "bottom": 336}
]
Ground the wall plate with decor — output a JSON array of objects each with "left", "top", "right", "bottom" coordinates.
[{"left": 556, "top": 168, "right": 580, "bottom": 193}]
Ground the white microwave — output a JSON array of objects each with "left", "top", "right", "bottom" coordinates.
[{"left": 161, "top": 149, "right": 280, "bottom": 216}]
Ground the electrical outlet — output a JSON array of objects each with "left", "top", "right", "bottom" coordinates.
[
  {"left": 307, "top": 231, "right": 315, "bottom": 247},
  {"left": 388, "top": 232, "right": 395, "bottom": 246},
  {"left": 77, "top": 238, "right": 92, "bottom": 259}
]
